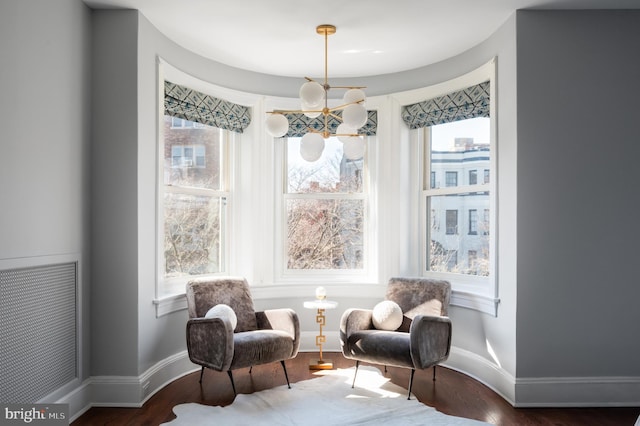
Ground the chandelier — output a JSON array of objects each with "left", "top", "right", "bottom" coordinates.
[{"left": 265, "top": 24, "right": 368, "bottom": 162}]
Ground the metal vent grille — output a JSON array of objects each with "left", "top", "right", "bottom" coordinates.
[{"left": 0, "top": 262, "right": 77, "bottom": 403}]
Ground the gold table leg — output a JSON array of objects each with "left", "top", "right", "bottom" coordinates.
[{"left": 309, "top": 308, "right": 333, "bottom": 370}]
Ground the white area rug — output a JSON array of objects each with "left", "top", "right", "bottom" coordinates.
[{"left": 162, "top": 366, "right": 492, "bottom": 425}]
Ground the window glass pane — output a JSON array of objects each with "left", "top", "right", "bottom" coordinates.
[
  {"left": 163, "top": 115, "right": 222, "bottom": 190},
  {"left": 286, "top": 199, "right": 364, "bottom": 269},
  {"left": 469, "top": 170, "right": 478, "bottom": 185},
  {"left": 428, "top": 194, "right": 489, "bottom": 276},
  {"left": 430, "top": 117, "right": 490, "bottom": 189},
  {"left": 164, "top": 193, "right": 224, "bottom": 277},
  {"left": 469, "top": 209, "right": 478, "bottom": 235},
  {"left": 287, "top": 137, "right": 363, "bottom": 194}
]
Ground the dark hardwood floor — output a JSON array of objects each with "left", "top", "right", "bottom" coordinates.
[{"left": 73, "top": 352, "right": 639, "bottom": 426}]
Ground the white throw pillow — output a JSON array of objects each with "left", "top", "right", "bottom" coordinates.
[
  {"left": 372, "top": 300, "right": 403, "bottom": 331},
  {"left": 205, "top": 304, "right": 238, "bottom": 331}
]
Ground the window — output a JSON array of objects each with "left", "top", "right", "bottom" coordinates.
[
  {"left": 157, "top": 76, "right": 249, "bottom": 302},
  {"left": 279, "top": 136, "right": 369, "bottom": 276},
  {"left": 469, "top": 170, "right": 478, "bottom": 185},
  {"left": 401, "top": 61, "right": 496, "bottom": 314},
  {"left": 468, "top": 250, "right": 478, "bottom": 272},
  {"left": 171, "top": 144, "right": 206, "bottom": 168},
  {"left": 425, "top": 117, "right": 490, "bottom": 277},
  {"left": 445, "top": 171, "right": 458, "bottom": 187},
  {"left": 483, "top": 209, "right": 490, "bottom": 235},
  {"left": 445, "top": 209, "right": 458, "bottom": 235},
  {"left": 469, "top": 209, "right": 478, "bottom": 235},
  {"left": 160, "top": 115, "right": 229, "bottom": 296}
]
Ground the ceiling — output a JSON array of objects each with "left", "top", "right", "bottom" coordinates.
[{"left": 83, "top": 0, "right": 639, "bottom": 78}]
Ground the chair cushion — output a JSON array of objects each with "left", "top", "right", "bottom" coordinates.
[
  {"left": 205, "top": 304, "right": 238, "bottom": 331},
  {"left": 372, "top": 301, "right": 403, "bottom": 331},
  {"left": 345, "top": 330, "right": 413, "bottom": 369},
  {"left": 230, "top": 330, "right": 294, "bottom": 370}
]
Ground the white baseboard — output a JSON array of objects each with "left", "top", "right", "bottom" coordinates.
[
  {"left": 514, "top": 376, "right": 640, "bottom": 407},
  {"left": 444, "top": 346, "right": 640, "bottom": 407},
  {"left": 62, "top": 351, "right": 198, "bottom": 422}
]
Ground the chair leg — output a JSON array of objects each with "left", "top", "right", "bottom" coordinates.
[
  {"left": 351, "top": 360, "right": 360, "bottom": 389},
  {"left": 199, "top": 366, "right": 205, "bottom": 384},
  {"left": 280, "top": 360, "right": 291, "bottom": 389},
  {"left": 433, "top": 365, "right": 437, "bottom": 381},
  {"left": 407, "top": 369, "right": 416, "bottom": 400},
  {"left": 249, "top": 366, "right": 252, "bottom": 374},
  {"left": 227, "top": 370, "right": 237, "bottom": 396}
]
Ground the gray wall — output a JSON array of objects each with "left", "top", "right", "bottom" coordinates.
[
  {"left": 516, "top": 10, "right": 640, "bottom": 378},
  {"left": 0, "top": 0, "right": 92, "bottom": 381},
  {"left": 90, "top": 10, "right": 140, "bottom": 376}
]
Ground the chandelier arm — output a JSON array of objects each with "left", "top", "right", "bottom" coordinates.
[
  {"left": 327, "top": 100, "right": 366, "bottom": 113},
  {"left": 329, "top": 85, "right": 367, "bottom": 90},
  {"left": 334, "top": 132, "right": 362, "bottom": 137}
]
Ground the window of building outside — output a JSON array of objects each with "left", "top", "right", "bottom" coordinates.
[
  {"left": 469, "top": 169, "right": 478, "bottom": 185},
  {"left": 424, "top": 116, "right": 491, "bottom": 278},
  {"left": 282, "top": 136, "right": 368, "bottom": 276},
  {"left": 469, "top": 209, "right": 478, "bottom": 235},
  {"left": 159, "top": 115, "right": 229, "bottom": 296}
]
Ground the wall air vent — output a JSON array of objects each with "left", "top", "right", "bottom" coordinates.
[{"left": 0, "top": 262, "right": 77, "bottom": 403}]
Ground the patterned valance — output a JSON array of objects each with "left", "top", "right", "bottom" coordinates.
[
  {"left": 164, "top": 81, "right": 251, "bottom": 133},
  {"left": 402, "top": 81, "right": 490, "bottom": 129},
  {"left": 284, "top": 110, "right": 377, "bottom": 138}
]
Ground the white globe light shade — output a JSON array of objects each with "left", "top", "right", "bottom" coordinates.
[
  {"left": 342, "top": 103, "right": 368, "bottom": 129},
  {"left": 300, "top": 132, "right": 325, "bottom": 162},
  {"left": 343, "top": 136, "right": 365, "bottom": 160},
  {"left": 336, "top": 123, "right": 357, "bottom": 143},
  {"left": 299, "top": 81, "right": 325, "bottom": 107},
  {"left": 302, "top": 101, "right": 322, "bottom": 118},
  {"left": 265, "top": 114, "right": 289, "bottom": 137},
  {"left": 343, "top": 88, "right": 366, "bottom": 106},
  {"left": 315, "top": 286, "right": 327, "bottom": 300}
]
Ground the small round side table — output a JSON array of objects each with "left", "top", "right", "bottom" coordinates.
[{"left": 303, "top": 299, "right": 338, "bottom": 370}]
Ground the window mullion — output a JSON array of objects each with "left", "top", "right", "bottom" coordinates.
[
  {"left": 164, "top": 185, "right": 228, "bottom": 198},
  {"left": 424, "top": 183, "right": 490, "bottom": 197}
]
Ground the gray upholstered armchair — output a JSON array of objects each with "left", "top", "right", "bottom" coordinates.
[
  {"left": 340, "top": 277, "right": 452, "bottom": 399},
  {"left": 186, "top": 277, "right": 300, "bottom": 395}
]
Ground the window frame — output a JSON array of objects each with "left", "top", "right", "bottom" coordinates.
[
  {"left": 403, "top": 59, "right": 498, "bottom": 316},
  {"left": 273, "top": 134, "right": 377, "bottom": 285},
  {"left": 155, "top": 64, "right": 241, "bottom": 302},
  {"left": 158, "top": 118, "right": 232, "bottom": 298}
]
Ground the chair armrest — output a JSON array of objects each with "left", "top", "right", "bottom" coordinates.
[
  {"left": 340, "top": 308, "right": 373, "bottom": 338},
  {"left": 186, "top": 317, "right": 234, "bottom": 371},
  {"left": 340, "top": 309, "right": 373, "bottom": 359},
  {"left": 409, "top": 315, "right": 452, "bottom": 370},
  {"left": 256, "top": 308, "right": 301, "bottom": 356}
]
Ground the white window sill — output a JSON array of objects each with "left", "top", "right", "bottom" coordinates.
[
  {"left": 153, "top": 293, "right": 188, "bottom": 317},
  {"left": 450, "top": 290, "right": 500, "bottom": 316},
  {"left": 154, "top": 287, "right": 499, "bottom": 317}
]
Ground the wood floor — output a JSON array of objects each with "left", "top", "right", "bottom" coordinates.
[{"left": 73, "top": 352, "right": 639, "bottom": 426}]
